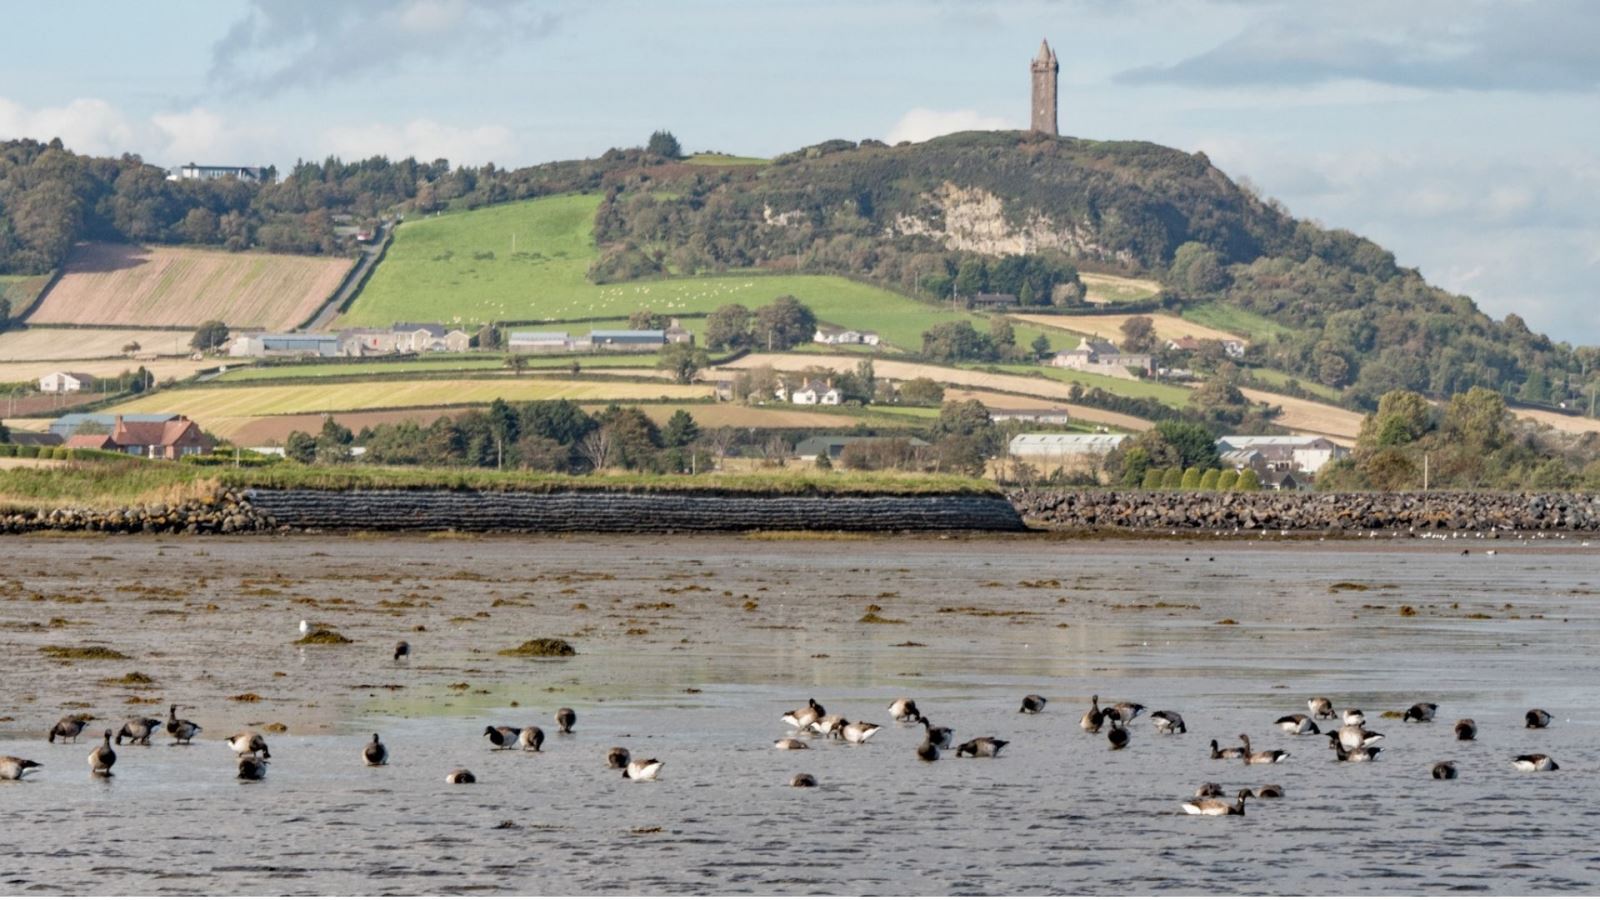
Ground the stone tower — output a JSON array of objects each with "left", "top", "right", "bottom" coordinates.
[{"left": 1031, "top": 39, "right": 1059, "bottom": 135}]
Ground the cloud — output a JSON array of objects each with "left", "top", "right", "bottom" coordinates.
[
  {"left": 322, "top": 118, "right": 516, "bottom": 165},
  {"left": 1117, "top": 0, "right": 1600, "bottom": 93},
  {"left": 886, "top": 108, "right": 1015, "bottom": 144},
  {"left": 0, "top": 97, "right": 138, "bottom": 157},
  {"left": 208, "top": 0, "right": 563, "bottom": 95}
]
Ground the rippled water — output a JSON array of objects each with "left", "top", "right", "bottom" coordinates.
[{"left": 1, "top": 535, "right": 1598, "bottom": 894}]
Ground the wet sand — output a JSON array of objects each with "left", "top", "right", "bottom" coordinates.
[{"left": 1, "top": 534, "right": 1597, "bottom": 894}]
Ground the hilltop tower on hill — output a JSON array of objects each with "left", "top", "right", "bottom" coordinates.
[{"left": 1031, "top": 39, "right": 1059, "bottom": 135}]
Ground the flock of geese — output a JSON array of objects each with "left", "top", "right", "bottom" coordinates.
[{"left": 0, "top": 675, "right": 1565, "bottom": 813}]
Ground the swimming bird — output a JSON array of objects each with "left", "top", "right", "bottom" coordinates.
[
  {"left": 0, "top": 757, "right": 42, "bottom": 781},
  {"left": 237, "top": 757, "right": 269, "bottom": 781},
  {"left": 1106, "top": 715, "right": 1129, "bottom": 751},
  {"left": 782, "top": 698, "right": 825, "bottom": 730},
  {"left": 517, "top": 726, "right": 545, "bottom": 752},
  {"left": 1209, "top": 739, "right": 1246, "bottom": 760},
  {"left": 1276, "top": 714, "right": 1320, "bottom": 735},
  {"left": 1182, "top": 789, "right": 1248, "bottom": 816},
  {"left": 606, "top": 747, "right": 631, "bottom": 769},
  {"left": 1019, "top": 694, "right": 1048, "bottom": 715},
  {"left": 166, "top": 705, "right": 202, "bottom": 744},
  {"left": 555, "top": 708, "right": 576, "bottom": 734},
  {"left": 445, "top": 768, "right": 476, "bottom": 784},
  {"left": 917, "top": 716, "right": 953, "bottom": 748},
  {"left": 1525, "top": 709, "right": 1552, "bottom": 729},
  {"left": 954, "top": 737, "right": 1009, "bottom": 758},
  {"left": 1106, "top": 702, "right": 1145, "bottom": 723},
  {"left": 1238, "top": 734, "right": 1289, "bottom": 765},
  {"left": 1330, "top": 736, "right": 1382, "bottom": 762},
  {"left": 1403, "top": 703, "right": 1439, "bottom": 723},
  {"left": 393, "top": 641, "right": 409, "bottom": 661},
  {"left": 115, "top": 717, "right": 163, "bottom": 746},
  {"left": 48, "top": 717, "right": 88, "bottom": 744},
  {"left": 1454, "top": 719, "right": 1477, "bottom": 741},
  {"left": 1512, "top": 754, "right": 1558, "bottom": 772},
  {"left": 1343, "top": 709, "right": 1365, "bottom": 726},
  {"left": 226, "top": 731, "right": 270, "bottom": 759},
  {"left": 790, "top": 773, "right": 818, "bottom": 787},
  {"left": 88, "top": 730, "right": 116, "bottom": 776},
  {"left": 1337, "top": 723, "right": 1384, "bottom": 751},
  {"left": 1079, "top": 695, "right": 1105, "bottom": 733},
  {"left": 623, "top": 759, "right": 664, "bottom": 781},
  {"left": 888, "top": 698, "right": 921, "bottom": 723},
  {"left": 916, "top": 738, "right": 940, "bottom": 762},
  {"left": 1151, "top": 710, "right": 1186, "bottom": 734},
  {"left": 483, "top": 726, "right": 519, "bottom": 750},
  {"left": 1432, "top": 761, "right": 1458, "bottom": 779},
  {"left": 1194, "top": 783, "right": 1223, "bottom": 798},
  {"left": 774, "top": 738, "right": 809, "bottom": 750},
  {"left": 299, "top": 619, "right": 310, "bottom": 637},
  {"left": 1252, "top": 785, "right": 1284, "bottom": 799},
  {"left": 840, "top": 721, "right": 881, "bottom": 744},
  {"left": 364, "top": 734, "right": 388, "bottom": 767},
  {"left": 1308, "top": 697, "right": 1335, "bottom": 720}
]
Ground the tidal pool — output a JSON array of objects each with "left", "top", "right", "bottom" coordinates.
[{"left": 0, "top": 534, "right": 1596, "bottom": 894}]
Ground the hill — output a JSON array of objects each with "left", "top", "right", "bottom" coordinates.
[{"left": 27, "top": 242, "right": 351, "bottom": 329}]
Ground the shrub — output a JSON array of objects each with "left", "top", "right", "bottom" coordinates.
[
  {"left": 1161, "top": 467, "right": 1183, "bottom": 489},
  {"left": 16, "top": 445, "right": 38, "bottom": 459},
  {"left": 1180, "top": 466, "right": 1202, "bottom": 489},
  {"left": 0, "top": 444, "right": 15, "bottom": 457},
  {"left": 1236, "top": 469, "right": 1263, "bottom": 491},
  {"left": 1141, "top": 467, "right": 1164, "bottom": 489},
  {"left": 1217, "top": 469, "right": 1239, "bottom": 490},
  {"left": 1198, "top": 468, "right": 1220, "bottom": 490}
]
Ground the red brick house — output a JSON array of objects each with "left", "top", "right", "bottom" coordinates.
[{"left": 69, "top": 415, "right": 215, "bottom": 459}]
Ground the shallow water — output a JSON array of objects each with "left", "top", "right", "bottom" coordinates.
[{"left": 1, "top": 535, "right": 1598, "bottom": 894}]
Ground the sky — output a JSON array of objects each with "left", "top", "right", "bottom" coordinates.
[{"left": 2, "top": 0, "right": 1597, "bottom": 342}]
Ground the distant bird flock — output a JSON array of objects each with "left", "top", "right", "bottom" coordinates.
[{"left": 0, "top": 644, "right": 1567, "bottom": 813}]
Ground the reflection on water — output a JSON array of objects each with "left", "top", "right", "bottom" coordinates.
[{"left": 0, "top": 537, "right": 1596, "bottom": 894}]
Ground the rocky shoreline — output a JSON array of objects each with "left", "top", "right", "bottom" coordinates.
[{"left": 1008, "top": 489, "right": 1600, "bottom": 534}]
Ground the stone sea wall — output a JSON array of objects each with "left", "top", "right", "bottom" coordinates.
[
  {"left": 0, "top": 488, "right": 1025, "bottom": 535},
  {"left": 1008, "top": 489, "right": 1600, "bottom": 534}
]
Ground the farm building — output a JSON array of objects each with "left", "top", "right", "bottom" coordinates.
[
  {"left": 990, "top": 408, "right": 1072, "bottom": 425},
  {"left": 794, "top": 435, "right": 930, "bottom": 462},
  {"left": 508, "top": 331, "right": 589, "bottom": 353},
  {"left": 5, "top": 431, "right": 63, "bottom": 448},
  {"left": 1166, "top": 335, "right": 1247, "bottom": 358},
  {"left": 229, "top": 333, "right": 341, "bottom": 358},
  {"left": 63, "top": 414, "right": 214, "bottom": 459},
  {"left": 1008, "top": 433, "right": 1129, "bottom": 477},
  {"left": 393, "top": 323, "right": 472, "bottom": 353},
  {"left": 167, "top": 163, "right": 270, "bottom": 183},
  {"left": 1050, "top": 339, "right": 1152, "bottom": 377},
  {"left": 39, "top": 372, "right": 94, "bottom": 394},
  {"left": 814, "top": 325, "right": 881, "bottom": 346},
  {"left": 967, "top": 293, "right": 1016, "bottom": 311},
  {"left": 50, "top": 413, "right": 184, "bottom": 439},
  {"left": 338, "top": 329, "right": 401, "bottom": 357},
  {"left": 664, "top": 319, "right": 694, "bottom": 345},
  {"left": 1216, "top": 435, "right": 1347, "bottom": 474},
  {"left": 590, "top": 330, "right": 667, "bottom": 351}
]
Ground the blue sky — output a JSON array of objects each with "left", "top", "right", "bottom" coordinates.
[{"left": 2, "top": 0, "right": 1597, "bottom": 342}]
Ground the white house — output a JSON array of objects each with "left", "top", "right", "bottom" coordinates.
[
  {"left": 38, "top": 371, "right": 92, "bottom": 394},
  {"left": 783, "top": 379, "right": 841, "bottom": 406},
  {"left": 1050, "top": 339, "right": 1152, "bottom": 378},
  {"left": 1216, "top": 435, "right": 1348, "bottom": 474},
  {"left": 814, "top": 325, "right": 881, "bottom": 347},
  {"left": 167, "top": 163, "right": 268, "bottom": 183}
]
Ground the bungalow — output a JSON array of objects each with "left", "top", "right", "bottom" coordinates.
[
  {"left": 39, "top": 371, "right": 93, "bottom": 394},
  {"left": 786, "top": 379, "right": 841, "bottom": 406},
  {"left": 1216, "top": 435, "right": 1347, "bottom": 474},
  {"left": 66, "top": 414, "right": 214, "bottom": 460},
  {"left": 813, "top": 325, "right": 881, "bottom": 347},
  {"left": 990, "top": 408, "right": 1072, "bottom": 426},
  {"left": 393, "top": 323, "right": 472, "bottom": 353},
  {"left": 590, "top": 329, "right": 667, "bottom": 352}
]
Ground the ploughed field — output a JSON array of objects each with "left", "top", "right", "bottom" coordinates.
[{"left": 0, "top": 536, "right": 1595, "bottom": 894}]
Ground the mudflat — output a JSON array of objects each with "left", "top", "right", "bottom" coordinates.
[{"left": 0, "top": 534, "right": 1594, "bottom": 894}]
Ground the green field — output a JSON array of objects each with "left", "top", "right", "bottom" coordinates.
[
  {"left": 0, "top": 273, "right": 52, "bottom": 313},
  {"left": 1183, "top": 302, "right": 1292, "bottom": 340},
  {"left": 340, "top": 194, "right": 1051, "bottom": 352},
  {"left": 1249, "top": 367, "right": 1342, "bottom": 401},
  {"left": 684, "top": 153, "right": 767, "bottom": 167},
  {"left": 989, "top": 363, "right": 1194, "bottom": 405}
]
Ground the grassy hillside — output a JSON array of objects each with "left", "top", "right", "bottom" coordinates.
[
  {"left": 340, "top": 194, "right": 1051, "bottom": 350},
  {"left": 27, "top": 242, "right": 351, "bottom": 329}
]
